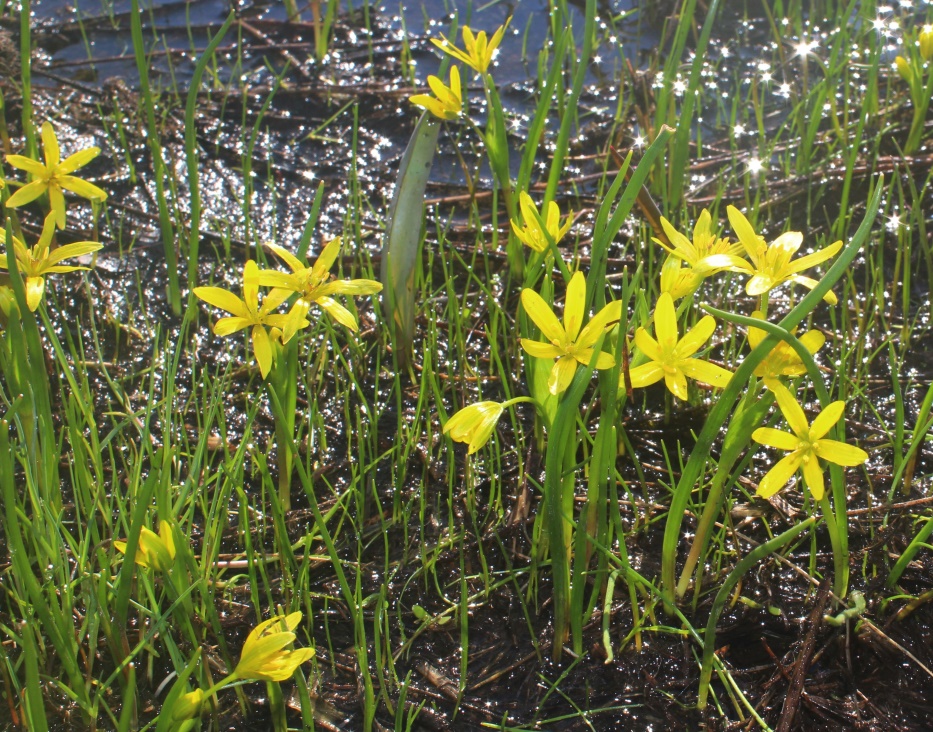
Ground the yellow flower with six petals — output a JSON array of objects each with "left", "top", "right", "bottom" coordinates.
[
  {"left": 0, "top": 211, "right": 103, "bottom": 311},
  {"left": 727, "top": 205, "right": 842, "bottom": 305},
  {"left": 193, "top": 260, "right": 304, "bottom": 379},
  {"left": 751, "top": 382, "right": 868, "bottom": 500},
  {"left": 746, "top": 311, "right": 825, "bottom": 387},
  {"left": 410, "top": 66, "right": 462, "bottom": 120},
  {"left": 626, "top": 292, "right": 732, "bottom": 400},
  {"left": 520, "top": 271, "right": 622, "bottom": 395},
  {"left": 232, "top": 611, "right": 315, "bottom": 682},
  {"left": 431, "top": 21, "right": 509, "bottom": 74},
  {"left": 655, "top": 209, "right": 747, "bottom": 278},
  {"left": 510, "top": 191, "right": 573, "bottom": 253},
  {"left": 5, "top": 121, "right": 108, "bottom": 229},
  {"left": 252, "top": 237, "right": 382, "bottom": 342}
]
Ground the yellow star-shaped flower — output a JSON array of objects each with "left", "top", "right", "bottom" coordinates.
[
  {"left": 430, "top": 20, "right": 509, "bottom": 75},
  {"left": 5, "top": 121, "right": 108, "bottom": 229},
  {"left": 193, "top": 260, "right": 303, "bottom": 378},
  {"left": 752, "top": 382, "right": 868, "bottom": 500},
  {"left": 510, "top": 191, "right": 573, "bottom": 254},
  {"left": 251, "top": 237, "right": 382, "bottom": 341},
  {"left": 626, "top": 292, "right": 732, "bottom": 400},
  {"left": 655, "top": 209, "right": 747, "bottom": 278},
  {"left": 0, "top": 211, "right": 102, "bottom": 310},
  {"left": 114, "top": 520, "right": 176, "bottom": 573},
  {"left": 727, "top": 206, "right": 842, "bottom": 304},
  {"left": 520, "top": 271, "right": 621, "bottom": 395},
  {"left": 410, "top": 66, "right": 462, "bottom": 120}
]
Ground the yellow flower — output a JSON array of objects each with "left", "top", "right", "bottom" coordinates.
[
  {"left": 114, "top": 520, "right": 176, "bottom": 573},
  {"left": 443, "top": 401, "right": 506, "bottom": 454},
  {"left": 659, "top": 254, "right": 703, "bottom": 300},
  {"left": 895, "top": 55, "right": 913, "bottom": 83},
  {"left": 232, "top": 611, "right": 315, "bottom": 682},
  {"left": 626, "top": 292, "right": 732, "bottom": 401},
  {"left": 410, "top": 66, "right": 462, "bottom": 120},
  {"left": 430, "top": 20, "right": 509, "bottom": 74},
  {"left": 520, "top": 271, "right": 621, "bottom": 395},
  {"left": 193, "top": 260, "right": 303, "bottom": 379},
  {"left": 0, "top": 211, "right": 102, "bottom": 310},
  {"left": 5, "top": 121, "right": 108, "bottom": 229},
  {"left": 510, "top": 191, "right": 573, "bottom": 253},
  {"left": 251, "top": 237, "right": 382, "bottom": 341},
  {"left": 920, "top": 28, "right": 933, "bottom": 61},
  {"left": 727, "top": 205, "right": 842, "bottom": 305},
  {"left": 171, "top": 689, "right": 205, "bottom": 722},
  {"left": 655, "top": 209, "right": 747, "bottom": 278},
  {"left": 746, "top": 311, "right": 825, "bottom": 387},
  {"left": 751, "top": 382, "right": 868, "bottom": 500}
]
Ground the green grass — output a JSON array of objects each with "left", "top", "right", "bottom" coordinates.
[{"left": 0, "top": 0, "right": 932, "bottom": 729}]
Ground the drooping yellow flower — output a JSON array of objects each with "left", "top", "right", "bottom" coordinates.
[
  {"left": 895, "top": 55, "right": 913, "bottom": 82},
  {"left": 170, "top": 689, "right": 205, "bottom": 722},
  {"left": 920, "top": 28, "right": 933, "bottom": 61},
  {"left": 5, "top": 121, "right": 108, "bottom": 229},
  {"left": 746, "top": 311, "right": 825, "bottom": 387},
  {"left": 727, "top": 206, "right": 842, "bottom": 305},
  {"left": 626, "top": 292, "right": 732, "bottom": 401},
  {"left": 443, "top": 401, "right": 504, "bottom": 454},
  {"left": 520, "top": 271, "right": 621, "bottom": 395},
  {"left": 430, "top": 20, "right": 509, "bottom": 74},
  {"left": 193, "top": 260, "right": 303, "bottom": 378},
  {"left": 114, "top": 520, "right": 176, "bottom": 573},
  {"left": 0, "top": 211, "right": 102, "bottom": 310},
  {"left": 410, "top": 66, "right": 462, "bottom": 120},
  {"left": 751, "top": 382, "right": 868, "bottom": 500},
  {"left": 232, "top": 611, "right": 315, "bottom": 682},
  {"left": 251, "top": 237, "right": 382, "bottom": 341},
  {"left": 655, "top": 209, "right": 747, "bottom": 278},
  {"left": 510, "top": 191, "right": 573, "bottom": 253}
]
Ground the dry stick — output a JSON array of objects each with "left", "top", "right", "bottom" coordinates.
[
  {"left": 238, "top": 19, "right": 310, "bottom": 79},
  {"left": 776, "top": 578, "right": 832, "bottom": 732}
]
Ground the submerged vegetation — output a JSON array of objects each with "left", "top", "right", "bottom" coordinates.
[{"left": 0, "top": 0, "right": 932, "bottom": 729}]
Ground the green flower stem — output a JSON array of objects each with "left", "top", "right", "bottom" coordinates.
[
  {"left": 659, "top": 177, "right": 882, "bottom": 607},
  {"left": 675, "top": 382, "right": 772, "bottom": 599},
  {"left": 697, "top": 517, "right": 816, "bottom": 708}
]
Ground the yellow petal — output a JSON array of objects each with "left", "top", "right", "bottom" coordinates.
[
  {"left": 41, "top": 121, "right": 60, "bottom": 167},
  {"left": 25, "top": 276, "right": 45, "bottom": 311},
  {"left": 809, "top": 401, "right": 845, "bottom": 440},
  {"left": 563, "top": 271, "right": 586, "bottom": 341},
  {"left": 627, "top": 362, "right": 664, "bottom": 388},
  {"left": 265, "top": 241, "right": 306, "bottom": 274},
  {"left": 576, "top": 299, "right": 623, "bottom": 350},
  {"left": 252, "top": 325, "right": 273, "bottom": 378},
  {"left": 664, "top": 368, "right": 689, "bottom": 401},
  {"left": 680, "top": 358, "right": 732, "bottom": 388},
  {"left": 521, "top": 288, "right": 566, "bottom": 345},
  {"left": 752, "top": 427, "right": 800, "bottom": 451},
  {"left": 675, "top": 315, "right": 716, "bottom": 359},
  {"left": 756, "top": 452, "right": 802, "bottom": 498},
  {"left": 193, "top": 287, "right": 251, "bottom": 319},
  {"left": 802, "top": 454, "right": 825, "bottom": 500},
  {"left": 771, "top": 382, "right": 810, "bottom": 439},
  {"left": 549, "top": 355, "right": 577, "bottom": 395},
  {"left": 653, "top": 292, "right": 679, "bottom": 349},
  {"left": 814, "top": 439, "right": 868, "bottom": 467},
  {"left": 521, "top": 339, "right": 564, "bottom": 360}
]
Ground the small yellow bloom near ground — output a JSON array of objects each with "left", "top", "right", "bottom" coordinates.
[
  {"left": 114, "top": 520, "right": 176, "bottom": 573},
  {"left": 232, "top": 611, "right": 315, "bottom": 682},
  {"left": 431, "top": 20, "right": 509, "bottom": 74},
  {"left": 251, "top": 237, "right": 382, "bottom": 342},
  {"left": 626, "top": 292, "right": 732, "bottom": 401},
  {"left": 410, "top": 66, "right": 462, "bottom": 120},
  {"left": 4, "top": 121, "right": 108, "bottom": 229},
  {"left": 746, "top": 311, "right": 825, "bottom": 388},
  {"left": 520, "top": 271, "right": 622, "bottom": 395},
  {"left": 170, "top": 689, "right": 205, "bottom": 723},
  {"left": 727, "top": 205, "right": 842, "bottom": 304},
  {"left": 443, "top": 401, "right": 504, "bottom": 454},
  {"left": 751, "top": 382, "right": 868, "bottom": 501},
  {"left": 510, "top": 191, "right": 573, "bottom": 254},
  {"left": 193, "top": 260, "right": 303, "bottom": 379},
  {"left": 0, "top": 211, "right": 102, "bottom": 310}
]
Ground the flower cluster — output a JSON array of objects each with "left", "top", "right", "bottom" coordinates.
[{"left": 194, "top": 238, "right": 382, "bottom": 378}]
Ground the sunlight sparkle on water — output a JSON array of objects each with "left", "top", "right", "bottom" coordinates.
[
  {"left": 794, "top": 39, "right": 818, "bottom": 57},
  {"left": 748, "top": 157, "right": 765, "bottom": 174}
]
